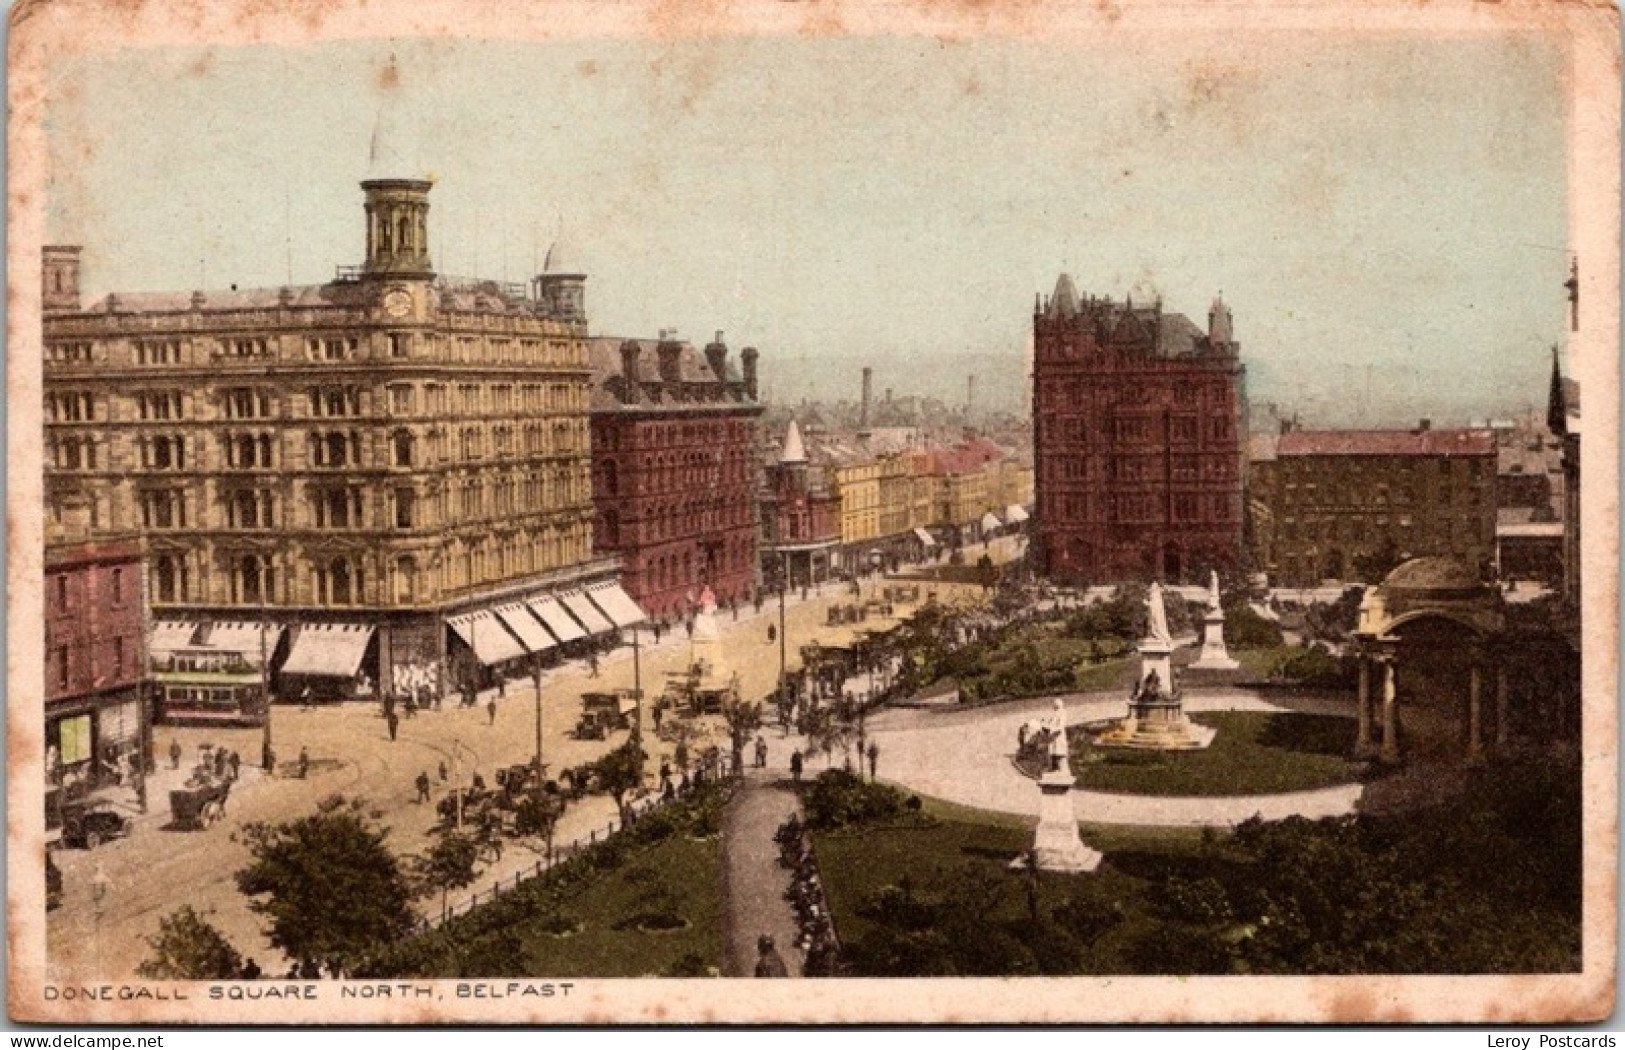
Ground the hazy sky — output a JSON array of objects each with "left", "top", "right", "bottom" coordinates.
[{"left": 43, "top": 30, "right": 1568, "bottom": 423}]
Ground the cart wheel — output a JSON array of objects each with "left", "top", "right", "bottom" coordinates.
[{"left": 84, "top": 831, "right": 101, "bottom": 850}]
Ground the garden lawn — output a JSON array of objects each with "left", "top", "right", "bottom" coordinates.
[
  {"left": 1231, "top": 645, "right": 1300, "bottom": 679},
  {"left": 1072, "top": 711, "right": 1359, "bottom": 796}
]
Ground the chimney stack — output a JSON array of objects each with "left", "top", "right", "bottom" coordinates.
[
  {"left": 704, "top": 330, "right": 728, "bottom": 381},
  {"left": 860, "top": 367, "right": 873, "bottom": 428},
  {"left": 1416, "top": 418, "right": 1432, "bottom": 433},
  {"left": 741, "top": 346, "right": 759, "bottom": 400},
  {"left": 656, "top": 335, "right": 684, "bottom": 384},
  {"left": 967, "top": 374, "right": 977, "bottom": 418},
  {"left": 620, "top": 341, "right": 642, "bottom": 397}
]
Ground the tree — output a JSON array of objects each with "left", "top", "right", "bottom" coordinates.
[
  {"left": 722, "top": 695, "right": 763, "bottom": 773},
  {"left": 235, "top": 796, "right": 416, "bottom": 977},
  {"left": 593, "top": 740, "right": 646, "bottom": 820},
  {"left": 412, "top": 832, "right": 480, "bottom": 921},
  {"left": 516, "top": 791, "right": 566, "bottom": 860},
  {"left": 135, "top": 905, "right": 245, "bottom": 980}
]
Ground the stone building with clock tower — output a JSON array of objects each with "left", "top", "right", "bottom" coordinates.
[{"left": 42, "top": 174, "right": 645, "bottom": 721}]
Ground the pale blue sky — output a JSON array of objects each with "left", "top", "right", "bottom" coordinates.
[{"left": 43, "top": 32, "right": 1568, "bottom": 422}]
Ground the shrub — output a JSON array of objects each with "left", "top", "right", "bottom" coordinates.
[
  {"left": 802, "top": 770, "right": 906, "bottom": 831},
  {"left": 1223, "top": 602, "right": 1285, "bottom": 649}
]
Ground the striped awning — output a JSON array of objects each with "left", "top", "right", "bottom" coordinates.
[
  {"left": 150, "top": 621, "right": 199, "bottom": 653},
  {"left": 201, "top": 622, "right": 285, "bottom": 665},
  {"left": 448, "top": 611, "right": 527, "bottom": 666},
  {"left": 561, "top": 592, "right": 616, "bottom": 636},
  {"left": 281, "top": 624, "right": 375, "bottom": 677},
  {"left": 587, "top": 584, "right": 646, "bottom": 628},
  {"left": 528, "top": 597, "right": 586, "bottom": 644},
  {"left": 913, "top": 527, "right": 937, "bottom": 547},
  {"left": 493, "top": 603, "right": 555, "bottom": 655}
]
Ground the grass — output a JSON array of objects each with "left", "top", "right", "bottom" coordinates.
[
  {"left": 1230, "top": 644, "right": 1301, "bottom": 679},
  {"left": 809, "top": 792, "right": 1215, "bottom": 974},
  {"left": 1072, "top": 711, "right": 1360, "bottom": 796}
]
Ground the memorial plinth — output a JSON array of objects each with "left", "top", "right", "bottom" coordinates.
[
  {"left": 1190, "top": 570, "right": 1239, "bottom": 671},
  {"left": 1013, "top": 699, "right": 1103, "bottom": 874},
  {"left": 1091, "top": 582, "right": 1217, "bottom": 751}
]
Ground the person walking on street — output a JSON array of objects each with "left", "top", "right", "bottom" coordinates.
[
  {"left": 487, "top": 697, "right": 497, "bottom": 725},
  {"left": 767, "top": 623, "right": 776, "bottom": 645},
  {"left": 296, "top": 747, "right": 310, "bottom": 779},
  {"left": 228, "top": 750, "right": 241, "bottom": 781},
  {"left": 589, "top": 652, "right": 601, "bottom": 678},
  {"left": 754, "top": 735, "right": 768, "bottom": 769},
  {"left": 867, "top": 740, "right": 880, "bottom": 780},
  {"left": 168, "top": 739, "right": 182, "bottom": 771},
  {"left": 438, "top": 759, "right": 448, "bottom": 782},
  {"left": 415, "top": 771, "right": 432, "bottom": 803},
  {"left": 754, "top": 934, "right": 789, "bottom": 978},
  {"left": 301, "top": 686, "right": 313, "bottom": 711},
  {"left": 789, "top": 750, "right": 803, "bottom": 784},
  {"left": 387, "top": 710, "right": 400, "bottom": 742}
]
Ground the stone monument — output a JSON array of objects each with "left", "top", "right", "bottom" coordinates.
[
  {"left": 1190, "top": 570, "right": 1240, "bottom": 671},
  {"left": 1013, "top": 698, "right": 1103, "bottom": 874},
  {"left": 1091, "top": 582, "right": 1217, "bottom": 750}
]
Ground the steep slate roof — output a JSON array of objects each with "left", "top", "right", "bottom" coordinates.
[{"left": 1276, "top": 428, "right": 1496, "bottom": 458}]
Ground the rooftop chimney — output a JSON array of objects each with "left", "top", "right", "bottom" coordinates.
[
  {"left": 42, "top": 246, "right": 82, "bottom": 314},
  {"left": 656, "top": 335, "right": 683, "bottom": 384},
  {"left": 741, "top": 346, "right": 759, "bottom": 400},
  {"left": 620, "top": 341, "right": 642, "bottom": 399},
  {"left": 860, "top": 367, "right": 873, "bottom": 428},
  {"left": 1416, "top": 418, "right": 1432, "bottom": 433},
  {"left": 704, "top": 330, "right": 728, "bottom": 382}
]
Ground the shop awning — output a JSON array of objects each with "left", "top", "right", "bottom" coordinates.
[
  {"left": 913, "top": 527, "right": 937, "bottom": 547},
  {"left": 200, "top": 622, "right": 285, "bottom": 665},
  {"left": 150, "top": 621, "right": 199, "bottom": 653},
  {"left": 980, "top": 511, "right": 1003, "bottom": 532},
  {"left": 449, "top": 611, "right": 528, "bottom": 666},
  {"left": 281, "top": 624, "right": 375, "bottom": 677},
  {"left": 493, "top": 604, "right": 555, "bottom": 655},
  {"left": 1005, "top": 504, "right": 1030, "bottom": 524},
  {"left": 588, "top": 583, "right": 646, "bottom": 628},
  {"left": 528, "top": 597, "right": 586, "bottom": 644},
  {"left": 562, "top": 592, "right": 616, "bottom": 636}
]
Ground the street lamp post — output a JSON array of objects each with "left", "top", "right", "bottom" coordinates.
[
  {"left": 260, "top": 608, "right": 274, "bottom": 773},
  {"left": 531, "top": 656, "right": 545, "bottom": 805},
  {"left": 779, "top": 551, "right": 789, "bottom": 713},
  {"left": 90, "top": 863, "right": 111, "bottom": 978}
]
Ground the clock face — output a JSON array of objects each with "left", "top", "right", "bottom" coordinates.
[{"left": 382, "top": 287, "right": 413, "bottom": 319}]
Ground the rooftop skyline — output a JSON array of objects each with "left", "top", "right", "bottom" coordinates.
[{"left": 44, "top": 31, "right": 1568, "bottom": 425}]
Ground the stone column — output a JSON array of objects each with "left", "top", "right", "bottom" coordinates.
[
  {"left": 1379, "top": 657, "right": 1400, "bottom": 764},
  {"left": 1355, "top": 656, "right": 1373, "bottom": 756},
  {"left": 1495, "top": 665, "right": 1510, "bottom": 749},
  {"left": 1467, "top": 661, "right": 1484, "bottom": 763}
]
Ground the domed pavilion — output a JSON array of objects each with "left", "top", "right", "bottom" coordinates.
[{"left": 1353, "top": 557, "right": 1505, "bottom": 765}]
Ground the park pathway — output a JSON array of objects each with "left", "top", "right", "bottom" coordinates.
[{"left": 719, "top": 774, "right": 804, "bottom": 978}]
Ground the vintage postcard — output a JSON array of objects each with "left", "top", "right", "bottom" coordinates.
[{"left": 6, "top": 0, "right": 1619, "bottom": 1025}]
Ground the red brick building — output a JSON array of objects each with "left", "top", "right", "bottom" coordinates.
[
  {"left": 44, "top": 502, "right": 149, "bottom": 795},
  {"left": 1031, "top": 276, "right": 1246, "bottom": 583},
  {"left": 587, "top": 332, "right": 764, "bottom": 619},
  {"left": 760, "top": 419, "right": 841, "bottom": 588}
]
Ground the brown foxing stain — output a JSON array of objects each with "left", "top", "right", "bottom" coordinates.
[
  {"left": 376, "top": 55, "right": 401, "bottom": 92},
  {"left": 577, "top": 59, "right": 599, "bottom": 77}
]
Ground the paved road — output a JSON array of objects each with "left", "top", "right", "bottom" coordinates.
[
  {"left": 865, "top": 689, "right": 1367, "bottom": 828},
  {"left": 719, "top": 775, "right": 805, "bottom": 978}
]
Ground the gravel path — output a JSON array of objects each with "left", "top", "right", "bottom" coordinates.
[{"left": 718, "top": 774, "right": 805, "bottom": 979}]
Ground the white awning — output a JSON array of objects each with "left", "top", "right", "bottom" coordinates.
[
  {"left": 913, "top": 527, "right": 937, "bottom": 547},
  {"left": 528, "top": 597, "right": 586, "bottom": 644},
  {"left": 150, "top": 621, "right": 199, "bottom": 653},
  {"left": 493, "top": 603, "right": 555, "bottom": 655},
  {"left": 980, "top": 511, "right": 1003, "bottom": 532},
  {"left": 281, "top": 624, "right": 375, "bottom": 678},
  {"left": 201, "top": 622, "right": 285, "bottom": 665},
  {"left": 449, "top": 611, "right": 528, "bottom": 666},
  {"left": 1005, "top": 504, "right": 1029, "bottom": 523},
  {"left": 588, "top": 584, "right": 646, "bottom": 628},
  {"left": 561, "top": 592, "right": 616, "bottom": 636}
]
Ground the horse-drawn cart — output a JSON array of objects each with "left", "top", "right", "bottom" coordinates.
[{"left": 169, "top": 777, "right": 231, "bottom": 830}]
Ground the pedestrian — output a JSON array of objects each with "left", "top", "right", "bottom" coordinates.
[
  {"left": 228, "top": 750, "right": 241, "bottom": 781},
  {"left": 297, "top": 747, "right": 309, "bottom": 779},
  {"left": 589, "top": 652, "right": 601, "bottom": 678},
  {"left": 487, "top": 698, "right": 497, "bottom": 725},
  {"left": 168, "top": 738, "right": 182, "bottom": 771},
  {"left": 685, "top": 617, "right": 694, "bottom": 639},
  {"left": 789, "top": 750, "right": 803, "bottom": 784},
  {"left": 652, "top": 704, "right": 664, "bottom": 734},
  {"left": 415, "top": 771, "right": 431, "bottom": 803},
  {"left": 754, "top": 934, "right": 789, "bottom": 978},
  {"left": 767, "top": 623, "right": 777, "bottom": 644},
  {"left": 404, "top": 693, "right": 417, "bottom": 718},
  {"left": 262, "top": 742, "right": 276, "bottom": 774},
  {"left": 754, "top": 735, "right": 768, "bottom": 769},
  {"left": 387, "top": 710, "right": 400, "bottom": 742},
  {"left": 867, "top": 740, "right": 879, "bottom": 780},
  {"left": 1018, "top": 722, "right": 1028, "bottom": 750},
  {"left": 438, "top": 759, "right": 448, "bottom": 782},
  {"left": 301, "top": 686, "right": 313, "bottom": 711},
  {"left": 660, "top": 760, "right": 672, "bottom": 789}
]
